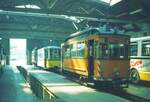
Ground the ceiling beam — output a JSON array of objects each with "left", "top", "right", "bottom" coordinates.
[
  {"left": 0, "top": 10, "right": 131, "bottom": 24},
  {"left": 0, "top": 7, "right": 102, "bottom": 18},
  {"left": 49, "top": 0, "right": 58, "bottom": 10},
  {"left": 0, "top": 23, "right": 74, "bottom": 33},
  {"left": 37, "top": 0, "right": 49, "bottom": 9},
  {"left": 0, "top": 30, "right": 69, "bottom": 40}
]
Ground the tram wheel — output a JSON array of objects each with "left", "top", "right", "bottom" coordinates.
[{"left": 130, "top": 69, "right": 140, "bottom": 84}]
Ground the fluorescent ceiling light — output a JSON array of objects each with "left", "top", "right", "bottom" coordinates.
[
  {"left": 101, "top": 0, "right": 122, "bottom": 5},
  {"left": 15, "top": 5, "right": 40, "bottom": 9},
  {"left": 145, "top": 44, "right": 150, "bottom": 48},
  {"left": 129, "top": 9, "right": 143, "bottom": 14}
]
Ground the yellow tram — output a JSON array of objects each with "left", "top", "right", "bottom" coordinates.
[
  {"left": 61, "top": 27, "right": 130, "bottom": 87},
  {"left": 33, "top": 46, "right": 61, "bottom": 70}
]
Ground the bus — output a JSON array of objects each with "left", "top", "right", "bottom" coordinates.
[
  {"left": 61, "top": 27, "right": 130, "bottom": 87},
  {"left": 130, "top": 36, "right": 150, "bottom": 83}
]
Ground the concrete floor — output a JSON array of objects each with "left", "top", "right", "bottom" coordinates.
[
  {"left": 0, "top": 65, "right": 43, "bottom": 102},
  {"left": 1, "top": 65, "right": 149, "bottom": 102},
  {"left": 125, "top": 83, "right": 150, "bottom": 101},
  {"left": 27, "top": 66, "right": 130, "bottom": 102}
]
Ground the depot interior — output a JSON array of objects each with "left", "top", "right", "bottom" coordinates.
[{"left": 0, "top": 0, "right": 150, "bottom": 102}]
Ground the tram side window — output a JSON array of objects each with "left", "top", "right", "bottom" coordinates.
[
  {"left": 47, "top": 49, "right": 51, "bottom": 59},
  {"left": 77, "top": 42, "right": 85, "bottom": 57},
  {"left": 142, "top": 42, "right": 150, "bottom": 56},
  {"left": 89, "top": 29, "right": 99, "bottom": 35},
  {"left": 70, "top": 44, "right": 77, "bottom": 57},
  {"left": 99, "top": 43, "right": 109, "bottom": 58},
  {"left": 45, "top": 49, "right": 49, "bottom": 59},
  {"left": 95, "top": 41, "right": 99, "bottom": 58},
  {"left": 64, "top": 45, "right": 71, "bottom": 58},
  {"left": 130, "top": 43, "right": 137, "bottom": 56}
]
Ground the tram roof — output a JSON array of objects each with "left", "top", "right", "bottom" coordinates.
[
  {"left": 131, "top": 36, "right": 150, "bottom": 42},
  {"left": 66, "top": 27, "right": 130, "bottom": 41}
]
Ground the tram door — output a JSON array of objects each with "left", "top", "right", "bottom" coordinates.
[{"left": 88, "top": 40, "right": 94, "bottom": 81}]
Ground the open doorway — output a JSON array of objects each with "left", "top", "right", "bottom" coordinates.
[{"left": 10, "top": 39, "right": 26, "bottom": 66}]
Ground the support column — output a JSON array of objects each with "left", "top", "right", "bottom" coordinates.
[{"left": 1, "top": 38, "right": 10, "bottom": 65}]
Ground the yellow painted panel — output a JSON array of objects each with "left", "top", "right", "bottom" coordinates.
[
  {"left": 139, "top": 70, "right": 150, "bottom": 81},
  {"left": 46, "top": 60, "right": 60, "bottom": 69},
  {"left": 63, "top": 58, "right": 88, "bottom": 76}
]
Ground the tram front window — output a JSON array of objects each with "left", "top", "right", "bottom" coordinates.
[
  {"left": 109, "top": 44, "right": 128, "bottom": 59},
  {"left": 109, "top": 44, "right": 118, "bottom": 58},
  {"left": 50, "top": 49, "right": 60, "bottom": 60},
  {"left": 97, "top": 43, "right": 128, "bottom": 59},
  {"left": 99, "top": 44, "right": 109, "bottom": 58}
]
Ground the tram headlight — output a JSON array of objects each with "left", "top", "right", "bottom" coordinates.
[
  {"left": 122, "top": 78, "right": 127, "bottom": 81},
  {"left": 113, "top": 68, "right": 120, "bottom": 77},
  {"left": 107, "top": 78, "right": 113, "bottom": 81},
  {"left": 115, "top": 71, "right": 120, "bottom": 76},
  {"left": 114, "top": 71, "right": 120, "bottom": 77}
]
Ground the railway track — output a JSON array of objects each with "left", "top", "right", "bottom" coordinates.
[
  {"left": 60, "top": 73, "right": 150, "bottom": 102},
  {"left": 36, "top": 67, "right": 150, "bottom": 102},
  {"left": 92, "top": 85, "right": 150, "bottom": 102}
]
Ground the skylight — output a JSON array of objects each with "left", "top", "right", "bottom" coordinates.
[
  {"left": 101, "top": 0, "right": 122, "bottom": 6},
  {"left": 15, "top": 5, "right": 40, "bottom": 9}
]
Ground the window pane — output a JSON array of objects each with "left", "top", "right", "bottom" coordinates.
[
  {"left": 95, "top": 41, "right": 99, "bottom": 58},
  {"left": 71, "top": 44, "right": 77, "bottom": 57},
  {"left": 51, "top": 49, "right": 60, "bottom": 59},
  {"left": 109, "top": 43, "right": 128, "bottom": 58},
  {"left": 130, "top": 44, "right": 137, "bottom": 56},
  {"left": 48, "top": 49, "right": 51, "bottom": 59},
  {"left": 142, "top": 43, "right": 150, "bottom": 56},
  {"left": 64, "top": 45, "right": 70, "bottom": 58},
  {"left": 109, "top": 44, "right": 119, "bottom": 58},
  {"left": 77, "top": 42, "right": 85, "bottom": 57},
  {"left": 45, "top": 49, "right": 48, "bottom": 59},
  {"left": 119, "top": 44, "right": 127, "bottom": 58},
  {"left": 99, "top": 43, "right": 108, "bottom": 58}
]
